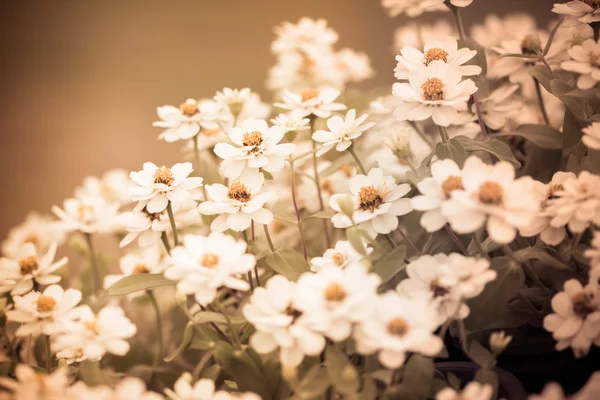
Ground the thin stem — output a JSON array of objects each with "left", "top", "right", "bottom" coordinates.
[
  {"left": 449, "top": 5, "right": 466, "bottom": 40},
  {"left": 471, "top": 233, "right": 486, "bottom": 257},
  {"left": 166, "top": 202, "right": 179, "bottom": 247},
  {"left": 289, "top": 158, "right": 308, "bottom": 259},
  {"left": 444, "top": 224, "right": 468, "bottom": 256},
  {"left": 242, "top": 230, "right": 255, "bottom": 291},
  {"left": 83, "top": 233, "right": 101, "bottom": 296},
  {"left": 385, "top": 234, "right": 397, "bottom": 249},
  {"left": 572, "top": 232, "right": 583, "bottom": 249},
  {"left": 502, "top": 245, "right": 549, "bottom": 292},
  {"left": 192, "top": 352, "right": 212, "bottom": 381},
  {"left": 347, "top": 145, "right": 367, "bottom": 175},
  {"left": 456, "top": 319, "right": 469, "bottom": 354},
  {"left": 263, "top": 224, "right": 276, "bottom": 252},
  {"left": 408, "top": 121, "right": 433, "bottom": 146},
  {"left": 160, "top": 232, "right": 172, "bottom": 255},
  {"left": 594, "top": 22, "right": 600, "bottom": 41},
  {"left": 214, "top": 301, "right": 241, "bottom": 349},
  {"left": 192, "top": 135, "right": 209, "bottom": 201},
  {"left": 539, "top": 56, "right": 556, "bottom": 79},
  {"left": 395, "top": 227, "right": 421, "bottom": 255},
  {"left": 437, "top": 125, "right": 449, "bottom": 143},
  {"left": 405, "top": 158, "right": 420, "bottom": 179},
  {"left": 533, "top": 78, "right": 551, "bottom": 126},
  {"left": 472, "top": 92, "right": 489, "bottom": 138},
  {"left": 147, "top": 290, "right": 163, "bottom": 369},
  {"left": 198, "top": 305, "right": 230, "bottom": 343},
  {"left": 250, "top": 222, "right": 260, "bottom": 287},
  {"left": 309, "top": 117, "right": 332, "bottom": 249},
  {"left": 44, "top": 334, "right": 52, "bottom": 372}
]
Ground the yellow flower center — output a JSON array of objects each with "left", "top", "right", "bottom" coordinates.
[
  {"left": 179, "top": 99, "right": 199, "bottom": 117},
  {"left": 478, "top": 181, "right": 504, "bottom": 205},
  {"left": 23, "top": 234, "right": 40, "bottom": 246},
  {"left": 19, "top": 256, "right": 39, "bottom": 275},
  {"left": 430, "top": 279, "right": 450, "bottom": 298},
  {"left": 143, "top": 207, "right": 162, "bottom": 221},
  {"left": 242, "top": 131, "right": 264, "bottom": 148},
  {"left": 77, "top": 205, "right": 95, "bottom": 221},
  {"left": 572, "top": 292, "right": 596, "bottom": 318},
  {"left": 203, "top": 128, "right": 221, "bottom": 137},
  {"left": 154, "top": 166, "right": 175, "bottom": 186},
  {"left": 85, "top": 320, "right": 100, "bottom": 334},
  {"left": 227, "top": 181, "right": 252, "bottom": 203},
  {"left": 324, "top": 282, "right": 347, "bottom": 302},
  {"left": 132, "top": 264, "right": 150, "bottom": 274},
  {"left": 301, "top": 89, "right": 320, "bottom": 101},
  {"left": 441, "top": 175, "right": 464, "bottom": 199},
  {"left": 331, "top": 252, "right": 346, "bottom": 266},
  {"left": 358, "top": 185, "right": 384, "bottom": 212},
  {"left": 340, "top": 164, "right": 355, "bottom": 178},
  {"left": 421, "top": 77, "right": 445, "bottom": 101},
  {"left": 547, "top": 183, "right": 564, "bottom": 200},
  {"left": 201, "top": 253, "right": 219, "bottom": 268},
  {"left": 36, "top": 295, "right": 57, "bottom": 313},
  {"left": 387, "top": 317, "right": 408, "bottom": 337},
  {"left": 424, "top": 48, "right": 449, "bottom": 65},
  {"left": 321, "top": 179, "right": 334, "bottom": 195}
]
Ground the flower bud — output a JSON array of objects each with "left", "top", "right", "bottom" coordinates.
[
  {"left": 489, "top": 331, "right": 512, "bottom": 355},
  {"left": 521, "top": 34, "right": 542, "bottom": 55}
]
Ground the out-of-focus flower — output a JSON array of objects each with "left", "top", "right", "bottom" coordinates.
[
  {"left": 165, "top": 373, "right": 261, "bottom": 400},
  {"left": 583, "top": 121, "right": 600, "bottom": 150},
  {"left": 272, "top": 18, "right": 338, "bottom": 55},
  {"left": 1, "top": 213, "right": 64, "bottom": 260},
  {"left": 552, "top": 1, "right": 600, "bottom": 26},
  {"left": 310, "top": 240, "right": 371, "bottom": 272},
  {"left": 0, "top": 364, "right": 68, "bottom": 400},
  {"left": 562, "top": 39, "right": 600, "bottom": 89},
  {"left": 529, "top": 371, "right": 600, "bottom": 400},
  {"left": 436, "top": 382, "right": 493, "bottom": 400},
  {"left": 75, "top": 169, "right": 134, "bottom": 206},
  {"left": 275, "top": 88, "right": 346, "bottom": 119},
  {"left": 381, "top": 0, "right": 448, "bottom": 18},
  {"left": 394, "top": 20, "right": 456, "bottom": 52},
  {"left": 271, "top": 110, "right": 310, "bottom": 133},
  {"left": 312, "top": 109, "right": 375, "bottom": 152},
  {"left": 336, "top": 48, "right": 374, "bottom": 82},
  {"left": 68, "top": 377, "right": 164, "bottom": 400},
  {"left": 52, "top": 196, "right": 119, "bottom": 234}
]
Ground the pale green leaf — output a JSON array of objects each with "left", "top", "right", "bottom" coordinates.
[
  {"left": 108, "top": 274, "right": 174, "bottom": 296},
  {"left": 543, "top": 18, "right": 564, "bottom": 56},
  {"left": 496, "top": 124, "right": 562, "bottom": 149},
  {"left": 79, "top": 360, "right": 104, "bottom": 386},
  {"left": 551, "top": 79, "right": 589, "bottom": 120},
  {"left": 326, "top": 345, "right": 360, "bottom": 395},
  {"left": 435, "top": 139, "right": 468, "bottom": 167},
  {"left": 164, "top": 322, "right": 193, "bottom": 362},
  {"left": 257, "top": 248, "right": 310, "bottom": 282},
  {"left": 529, "top": 65, "right": 553, "bottom": 93},
  {"left": 562, "top": 110, "right": 583, "bottom": 149},
  {"left": 300, "top": 210, "right": 334, "bottom": 223},
  {"left": 371, "top": 246, "right": 406, "bottom": 285},
  {"left": 453, "top": 135, "right": 521, "bottom": 168},
  {"left": 347, "top": 226, "right": 368, "bottom": 256}
]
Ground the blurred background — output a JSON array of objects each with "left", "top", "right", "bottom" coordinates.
[{"left": 0, "top": 0, "right": 555, "bottom": 238}]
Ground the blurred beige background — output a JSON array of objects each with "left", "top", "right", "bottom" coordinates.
[{"left": 0, "top": 0, "right": 554, "bottom": 238}]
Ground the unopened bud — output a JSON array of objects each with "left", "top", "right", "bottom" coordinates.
[
  {"left": 521, "top": 34, "right": 542, "bottom": 55},
  {"left": 489, "top": 331, "right": 512, "bottom": 355},
  {"left": 385, "top": 131, "right": 412, "bottom": 161},
  {"left": 335, "top": 195, "right": 356, "bottom": 220}
]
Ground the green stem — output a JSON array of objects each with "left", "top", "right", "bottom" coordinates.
[
  {"left": 44, "top": 334, "right": 52, "bottom": 372},
  {"left": 310, "top": 116, "right": 332, "bottom": 248},
  {"left": 166, "top": 202, "right": 179, "bottom": 247},
  {"left": 444, "top": 224, "right": 469, "bottom": 256},
  {"left": 289, "top": 158, "right": 308, "bottom": 259},
  {"left": 539, "top": 56, "right": 556, "bottom": 79},
  {"left": 471, "top": 233, "right": 486, "bottom": 257},
  {"left": 214, "top": 301, "right": 241, "bottom": 349},
  {"left": 242, "top": 230, "right": 255, "bottom": 291},
  {"left": 147, "top": 290, "right": 163, "bottom": 369},
  {"left": 83, "top": 233, "right": 101, "bottom": 296},
  {"left": 198, "top": 305, "right": 230, "bottom": 343},
  {"left": 263, "top": 224, "right": 276, "bottom": 252},
  {"left": 192, "top": 134, "right": 209, "bottom": 201},
  {"left": 449, "top": 4, "right": 466, "bottom": 40},
  {"left": 160, "top": 232, "right": 172, "bottom": 255},
  {"left": 385, "top": 234, "right": 397, "bottom": 249},
  {"left": 533, "top": 78, "right": 551, "bottom": 126},
  {"left": 192, "top": 352, "right": 212, "bottom": 380},
  {"left": 395, "top": 227, "right": 421, "bottom": 255},
  {"left": 437, "top": 125, "right": 449, "bottom": 143},
  {"left": 347, "top": 145, "right": 367, "bottom": 175}
]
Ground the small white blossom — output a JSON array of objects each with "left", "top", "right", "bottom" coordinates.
[
  {"left": 2, "top": 213, "right": 64, "bottom": 259},
  {"left": 165, "top": 373, "right": 261, "bottom": 400},
  {"left": 562, "top": 39, "right": 600, "bottom": 89},
  {"left": 275, "top": 88, "right": 346, "bottom": 119},
  {"left": 312, "top": 109, "right": 375, "bottom": 152},
  {"left": 271, "top": 111, "right": 310, "bottom": 133},
  {"left": 272, "top": 18, "right": 338, "bottom": 55},
  {"left": 436, "top": 382, "right": 493, "bottom": 400},
  {"left": 75, "top": 168, "right": 134, "bottom": 206},
  {"left": 214, "top": 87, "right": 252, "bottom": 116},
  {"left": 105, "top": 247, "right": 164, "bottom": 290},
  {"left": 583, "top": 121, "right": 600, "bottom": 150},
  {"left": 52, "top": 196, "right": 119, "bottom": 234},
  {"left": 336, "top": 48, "right": 374, "bottom": 83},
  {"left": 310, "top": 240, "right": 371, "bottom": 272},
  {"left": 0, "top": 364, "right": 68, "bottom": 400}
]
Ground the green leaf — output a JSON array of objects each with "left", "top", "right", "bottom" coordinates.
[
  {"left": 79, "top": 360, "right": 104, "bottom": 386},
  {"left": 164, "top": 322, "right": 193, "bottom": 362},
  {"left": 371, "top": 246, "right": 407, "bottom": 285},
  {"left": 326, "top": 345, "right": 360, "bottom": 395},
  {"left": 359, "top": 377, "right": 378, "bottom": 400},
  {"left": 543, "top": 18, "right": 564, "bottom": 56},
  {"left": 230, "top": 349, "right": 269, "bottom": 398},
  {"left": 499, "top": 53, "right": 538, "bottom": 60},
  {"left": 529, "top": 65, "right": 553, "bottom": 93},
  {"left": 347, "top": 226, "right": 368, "bottom": 256},
  {"left": 551, "top": 79, "right": 588, "bottom": 120},
  {"left": 399, "top": 354, "right": 434, "bottom": 399},
  {"left": 496, "top": 124, "right": 561, "bottom": 149},
  {"left": 208, "top": 341, "right": 235, "bottom": 370},
  {"left": 514, "top": 247, "right": 570, "bottom": 270},
  {"left": 257, "top": 248, "right": 310, "bottom": 282},
  {"left": 192, "top": 311, "right": 245, "bottom": 325},
  {"left": 300, "top": 210, "right": 334, "bottom": 223},
  {"left": 295, "top": 364, "right": 331, "bottom": 399},
  {"left": 435, "top": 139, "right": 468, "bottom": 167},
  {"left": 562, "top": 110, "right": 583, "bottom": 149},
  {"left": 262, "top": 170, "right": 274, "bottom": 180},
  {"left": 453, "top": 135, "right": 521, "bottom": 168},
  {"left": 108, "top": 274, "right": 174, "bottom": 296}
]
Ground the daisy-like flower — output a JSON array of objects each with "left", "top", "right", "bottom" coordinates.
[
  {"left": 552, "top": 1, "right": 600, "bottom": 26},
  {"left": 165, "top": 233, "right": 256, "bottom": 305},
  {"left": 214, "top": 87, "right": 252, "bottom": 116},
  {"left": 336, "top": 48, "right": 374, "bottom": 83},
  {"left": 397, "top": 254, "right": 496, "bottom": 325},
  {"left": 543, "top": 279, "right": 600, "bottom": 358},
  {"left": 1, "top": 212, "right": 64, "bottom": 261},
  {"left": 130, "top": 162, "right": 203, "bottom": 213},
  {"left": 585, "top": 231, "right": 600, "bottom": 270},
  {"left": 394, "top": 21, "right": 457, "bottom": 52},
  {"left": 213, "top": 119, "right": 295, "bottom": 180},
  {"left": 393, "top": 61, "right": 478, "bottom": 127},
  {"left": 0, "top": 364, "right": 68, "bottom": 400},
  {"left": 436, "top": 382, "right": 493, "bottom": 400},
  {"left": 52, "top": 196, "right": 119, "bottom": 234},
  {"left": 471, "top": 13, "right": 538, "bottom": 49},
  {"left": 411, "top": 158, "right": 463, "bottom": 233},
  {"left": 562, "top": 38, "right": 600, "bottom": 89},
  {"left": 312, "top": 109, "right": 375, "bottom": 152},
  {"left": 6, "top": 285, "right": 82, "bottom": 337},
  {"left": 381, "top": 0, "right": 448, "bottom": 17},
  {"left": 271, "top": 110, "right": 310, "bottom": 133},
  {"left": 0, "top": 242, "right": 67, "bottom": 296},
  {"left": 394, "top": 36, "right": 482, "bottom": 81},
  {"left": 198, "top": 174, "right": 276, "bottom": 233},
  {"left": 476, "top": 84, "right": 524, "bottom": 130},
  {"left": 243, "top": 275, "right": 326, "bottom": 367},
  {"left": 272, "top": 18, "right": 338, "bottom": 55},
  {"left": 442, "top": 156, "right": 540, "bottom": 244},
  {"left": 329, "top": 168, "right": 413, "bottom": 236},
  {"left": 154, "top": 98, "right": 228, "bottom": 143},
  {"left": 165, "top": 373, "right": 261, "bottom": 400},
  {"left": 104, "top": 247, "right": 164, "bottom": 290},
  {"left": 583, "top": 121, "right": 600, "bottom": 149},
  {"left": 275, "top": 88, "right": 347, "bottom": 119},
  {"left": 75, "top": 168, "right": 134, "bottom": 206},
  {"left": 68, "top": 377, "right": 164, "bottom": 400},
  {"left": 354, "top": 292, "right": 443, "bottom": 368},
  {"left": 310, "top": 240, "right": 372, "bottom": 272}
]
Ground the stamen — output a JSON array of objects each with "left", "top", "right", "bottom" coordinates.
[
  {"left": 154, "top": 166, "right": 175, "bottom": 186},
  {"left": 421, "top": 78, "right": 445, "bottom": 101},
  {"left": 478, "top": 181, "right": 504, "bottom": 205},
  {"left": 424, "top": 48, "right": 449, "bottom": 65},
  {"left": 358, "top": 185, "right": 384, "bottom": 212}
]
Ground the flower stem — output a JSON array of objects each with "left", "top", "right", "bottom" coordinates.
[
  {"left": 250, "top": 222, "right": 260, "bottom": 287},
  {"left": 437, "top": 125, "right": 449, "bottom": 143},
  {"left": 395, "top": 227, "right": 421, "bottom": 255},
  {"left": 192, "top": 352, "right": 212, "bottom": 380},
  {"left": 263, "top": 224, "right": 276, "bottom": 252},
  {"left": 289, "top": 158, "right": 308, "bottom": 260},
  {"left": 347, "top": 145, "right": 367, "bottom": 175},
  {"left": 214, "top": 301, "right": 241, "bottom": 349},
  {"left": 445, "top": 224, "right": 469, "bottom": 256},
  {"left": 1, "top": 327, "right": 14, "bottom": 358},
  {"left": 471, "top": 233, "right": 486, "bottom": 257},
  {"left": 310, "top": 117, "right": 332, "bottom": 248},
  {"left": 385, "top": 234, "right": 397, "bottom": 249},
  {"left": 160, "top": 232, "right": 172, "bottom": 255},
  {"left": 533, "top": 78, "right": 551, "bottom": 126},
  {"left": 242, "top": 230, "right": 255, "bottom": 291},
  {"left": 197, "top": 305, "right": 230, "bottom": 343},
  {"left": 43, "top": 334, "right": 52, "bottom": 372},
  {"left": 83, "top": 233, "right": 101, "bottom": 296},
  {"left": 192, "top": 134, "right": 209, "bottom": 201},
  {"left": 449, "top": 4, "right": 466, "bottom": 40},
  {"left": 147, "top": 290, "right": 163, "bottom": 369},
  {"left": 166, "top": 202, "right": 179, "bottom": 247}
]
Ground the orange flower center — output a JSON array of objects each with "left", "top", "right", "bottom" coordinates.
[
  {"left": 154, "top": 166, "right": 175, "bottom": 186},
  {"left": 478, "top": 181, "right": 504, "bottom": 205},
  {"left": 227, "top": 181, "right": 252, "bottom": 203},
  {"left": 201, "top": 253, "right": 219, "bottom": 268},
  {"left": 421, "top": 77, "right": 445, "bottom": 101},
  {"left": 19, "top": 256, "right": 39, "bottom": 275},
  {"left": 36, "top": 295, "right": 57, "bottom": 313},
  {"left": 441, "top": 176, "right": 464, "bottom": 198},
  {"left": 179, "top": 99, "right": 199, "bottom": 116},
  {"left": 324, "top": 282, "right": 347, "bottom": 302},
  {"left": 387, "top": 317, "right": 408, "bottom": 337},
  {"left": 358, "top": 185, "right": 383, "bottom": 212},
  {"left": 424, "top": 48, "right": 449, "bottom": 65}
]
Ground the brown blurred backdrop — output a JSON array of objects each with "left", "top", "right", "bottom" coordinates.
[{"left": 0, "top": 0, "right": 554, "bottom": 238}]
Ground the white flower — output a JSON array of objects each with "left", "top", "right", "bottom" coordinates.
[
  {"left": 583, "top": 121, "right": 600, "bottom": 150},
  {"left": 2, "top": 213, "right": 64, "bottom": 260},
  {"left": 394, "top": 36, "right": 482, "bottom": 81},
  {"left": 393, "top": 61, "right": 478, "bottom": 127},
  {"left": 271, "top": 111, "right": 310, "bottom": 133},
  {"left": 214, "top": 119, "right": 295, "bottom": 180},
  {"left": 243, "top": 275, "right": 326, "bottom": 367},
  {"left": 130, "top": 162, "right": 203, "bottom": 213},
  {"left": 312, "top": 109, "right": 375, "bottom": 152},
  {"left": 543, "top": 279, "right": 600, "bottom": 358},
  {"left": 52, "top": 196, "right": 119, "bottom": 234},
  {"left": 330, "top": 168, "right": 413, "bottom": 236},
  {"left": 394, "top": 21, "right": 456, "bottom": 52},
  {"left": 75, "top": 168, "right": 134, "bottom": 206},
  {"left": 381, "top": 0, "right": 448, "bottom": 17},
  {"left": 397, "top": 254, "right": 496, "bottom": 325},
  {"left": 585, "top": 231, "right": 600, "bottom": 270},
  {"left": 272, "top": 18, "right": 338, "bottom": 54},
  {"left": 552, "top": 1, "right": 600, "bottom": 26},
  {"left": 294, "top": 266, "right": 380, "bottom": 341},
  {"left": 436, "top": 382, "right": 493, "bottom": 400},
  {"left": 6, "top": 285, "right": 82, "bottom": 337},
  {"left": 275, "top": 88, "right": 346, "bottom": 119},
  {"left": 336, "top": 48, "right": 374, "bottom": 82},
  {"left": 412, "top": 158, "right": 463, "bottom": 233},
  {"left": 0, "top": 364, "right": 68, "bottom": 400},
  {"left": 471, "top": 14, "right": 538, "bottom": 49},
  {"left": 298, "top": 161, "right": 357, "bottom": 212},
  {"left": 165, "top": 233, "right": 256, "bottom": 305},
  {"left": 214, "top": 87, "right": 252, "bottom": 115},
  {"left": 354, "top": 292, "right": 443, "bottom": 368},
  {"left": 476, "top": 84, "right": 524, "bottom": 130},
  {"left": 105, "top": 247, "right": 164, "bottom": 290},
  {"left": 442, "top": 156, "right": 540, "bottom": 244},
  {"left": 0, "top": 242, "right": 67, "bottom": 296},
  {"left": 154, "top": 98, "right": 228, "bottom": 143},
  {"left": 165, "top": 373, "right": 261, "bottom": 400},
  {"left": 53, "top": 305, "right": 137, "bottom": 363},
  {"left": 562, "top": 39, "right": 600, "bottom": 89},
  {"left": 310, "top": 240, "right": 371, "bottom": 272},
  {"left": 68, "top": 377, "right": 164, "bottom": 400},
  {"left": 199, "top": 174, "right": 276, "bottom": 233}
]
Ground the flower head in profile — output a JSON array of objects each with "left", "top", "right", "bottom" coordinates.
[
  {"left": 562, "top": 38, "right": 600, "bottom": 89},
  {"left": 436, "top": 381, "right": 493, "bottom": 400},
  {"left": 6, "top": 285, "right": 82, "bottom": 337},
  {"left": 198, "top": 174, "right": 276, "bottom": 232},
  {"left": 214, "top": 119, "right": 295, "bottom": 180},
  {"left": 75, "top": 168, "right": 134, "bottom": 206},
  {"left": 393, "top": 61, "right": 478, "bottom": 126},
  {"left": 52, "top": 196, "right": 119, "bottom": 234},
  {"left": 165, "top": 373, "right": 261, "bottom": 400},
  {"left": 0, "top": 242, "right": 67, "bottom": 296},
  {"left": 552, "top": 1, "right": 600, "bottom": 26},
  {"left": 336, "top": 48, "right": 374, "bottom": 83},
  {"left": 310, "top": 240, "right": 372, "bottom": 272},
  {"left": 271, "top": 110, "right": 310, "bottom": 133},
  {"left": 583, "top": 121, "right": 600, "bottom": 150},
  {"left": 272, "top": 17, "right": 338, "bottom": 54},
  {"left": 0, "top": 364, "right": 68, "bottom": 400},
  {"left": 214, "top": 87, "right": 252, "bottom": 116},
  {"left": 312, "top": 109, "right": 375, "bottom": 152},
  {"left": 275, "top": 88, "right": 347, "bottom": 119},
  {"left": 330, "top": 168, "right": 413, "bottom": 236},
  {"left": 243, "top": 275, "right": 326, "bottom": 367},
  {"left": 2, "top": 213, "right": 64, "bottom": 260},
  {"left": 130, "top": 162, "right": 203, "bottom": 213},
  {"left": 165, "top": 233, "right": 256, "bottom": 305}
]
